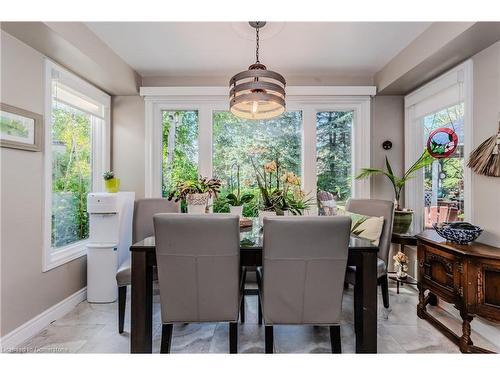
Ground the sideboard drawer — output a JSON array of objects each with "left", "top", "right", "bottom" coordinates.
[{"left": 418, "top": 244, "right": 462, "bottom": 302}]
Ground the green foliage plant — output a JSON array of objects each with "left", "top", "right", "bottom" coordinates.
[
  {"left": 167, "top": 176, "right": 221, "bottom": 203},
  {"left": 103, "top": 171, "right": 115, "bottom": 180},
  {"left": 224, "top": 163, "right": 254, "bottom": 206},
  {"left": 355, "top": 149, "right": 435, "bottom": 210}
]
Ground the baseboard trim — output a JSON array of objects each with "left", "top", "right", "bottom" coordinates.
[{"left": 0, "top": 287, "right": 87, "bottom": 352}]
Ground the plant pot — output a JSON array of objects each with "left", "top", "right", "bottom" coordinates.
[
  {"left": 258, "top": 210, "right": 276, "bottom": 226},
  {"left": 229, "top": 205, "right": 243, "bottom": 218},
  {"left": 104, "top": 178, "right": 120, "bottom": 193},
  {"left": 393, "top": 210, "right": 413, "bottom": 234},
  {"left": 186, "top": 193, "right": 209, "bottom": 214}
]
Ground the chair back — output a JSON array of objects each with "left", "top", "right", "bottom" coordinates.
[
  {"left": 262, "top": 216, "right": 351, "bottom": 325},
  {"left": 133, "top": 198, "right": 179, "bottom": 243},
  {"left": 345, "top": 198, "right": 394, "bottom": 266},
  {"left": 153, "top": 213, "right": 240, "bottom": 323}
]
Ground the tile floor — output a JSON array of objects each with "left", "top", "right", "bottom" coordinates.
[{"left": 13, "top": 281, "right": 500, "bottom": 353}]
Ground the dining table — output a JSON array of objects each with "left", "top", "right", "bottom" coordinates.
[{"left": 129, "top": 218, "right": 379, "bottom": 353}]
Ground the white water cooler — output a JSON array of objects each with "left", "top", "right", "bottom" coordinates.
[{"left": 87, "top": 192, "right": 134, "bottom": 303}]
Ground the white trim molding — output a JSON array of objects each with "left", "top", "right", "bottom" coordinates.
[
  {"left": 140, "top": 85, "right": 377, "bottom": 97},
  {"left": 0, "top": 288, "right": 87, "bottom": 352},
  {"left": 404, "top": 60, "right": 473, "bottom": 233},
  {"left": 142, "top": 86, "right": 372, "bottom": 200},
  {"left": 43, "top": 59, "right": 111, "bottom": 272}
]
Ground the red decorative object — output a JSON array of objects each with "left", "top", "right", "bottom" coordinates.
[{"left": 427, "top": 127, "right": 458, "bottom": 158}]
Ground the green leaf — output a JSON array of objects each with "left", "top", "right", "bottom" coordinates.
[{"left": 240, "top": 193, "right": 255, "bottom": 204}]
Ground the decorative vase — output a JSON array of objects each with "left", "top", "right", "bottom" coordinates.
[
  {"left": 396, "top": 264, "right": 408, "bottom": 280},
  {"left": 258, "top": 210, "right": 276, "bottom": 226},
  {"left": 104, "top": 178, "right": 120, "bottom": 193},
  {"left": 186, "top": 192, "right": 209, "bottom": 214},
  {"left": 393, "top": 209, "right": 414, "bottom": 234},
  {"left": 229, "top": 205, "right": 243, "bottom": 218}
]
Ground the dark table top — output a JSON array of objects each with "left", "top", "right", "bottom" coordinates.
[
  {"left": 130, "top": 218, "right": 378, "bottom": 252},
  {"left": 416, "top": 229, "right": 500, "bottom": 260}
]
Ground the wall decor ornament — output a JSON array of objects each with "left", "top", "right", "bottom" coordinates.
[
  {"left": 426, "top": 127, "right": 458, "bottom": 158},
  {"left": 0, "top": 102, "right": 43, "bottom": 151},
  {"left": 467, "top": 118, "right": 500, "bottom": 177}
]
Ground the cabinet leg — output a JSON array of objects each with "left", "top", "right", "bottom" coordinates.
[
  {"left": 417, "top": 285, "right": 427, "bottom": 319},
  {"left": 459, "top": 312, "right": 474, "bottom": 353},
  {"left": 428, "top": 292, "right": 438, "bottom": 306}
]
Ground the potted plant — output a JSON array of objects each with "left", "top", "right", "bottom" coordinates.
[
  {"left": 355, "top": 149, "right": 435, "bottom": 234},
  {"left": 251, "top": 158, "right": 282, "bottom": 223},
  {"left": 224, "top": 164, "right": 254, "bottom": 218},
  {"left": 252, "top": 158, "right": 313, "bottom": 222},
  {"left": 103, "top": 171, "right": 120, "bottom": 193},
  {"left": 168, "top": 176, "right": 221, "bottom": 214}
]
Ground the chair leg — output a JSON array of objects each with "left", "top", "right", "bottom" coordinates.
[
  {"left": 380, "top": 275, "right": 390, "bottom": 308},
  {"left": 265, "top": 325, "right": 274, "bottom": 353},
  {"left": 330, "top": 325, "right": 342, "bottom": 353},
  {"left": 160, "top": 324, "right": 173, "bottom": 353},
  {"left": 229, "top": 322, "right": 238, "bottom": 354},
  {"left": 118, "top": 286, "right": 127, "bottom": 334}
]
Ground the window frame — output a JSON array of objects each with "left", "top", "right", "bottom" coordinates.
[
  {"left": 43, "top": 59, "right": 110, "bottom": 272},
  {"left": 404, "top": 60, "right": 473, "bottom": 233},
  {"left": 143, "top": 87, "right": 373, "bottom": 202}
]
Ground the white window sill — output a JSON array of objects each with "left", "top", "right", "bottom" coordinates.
[{"left": 43, "top": 239, "right": 88, "bottom": 272}]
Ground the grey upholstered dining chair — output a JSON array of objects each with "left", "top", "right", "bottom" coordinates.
[
  {"left": 256, "top": 216, "right": 351, "bottom": 353},
  {"left": 116, "top": 198, "right": 179, "bottom": 334},
  {"left": 343, "top": 198, "right": 395, "bottom": 308},
  {"left": 153, "top": 213, "right": 243, "bottom": 353}
]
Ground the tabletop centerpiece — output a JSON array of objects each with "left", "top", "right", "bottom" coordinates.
[{"left": 252, "top": 158, "right": 313, "bottom": 223}]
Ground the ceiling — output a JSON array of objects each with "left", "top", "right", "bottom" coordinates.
[{"left": 85, "top": 22, "right": 431, "bottom": 84}]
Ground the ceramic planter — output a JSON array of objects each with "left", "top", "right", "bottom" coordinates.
[
  {"left": 186, "top": 192, "right": 209, "bottom": 214},
  {"left": 229, "top": 205, "right": 243, "bottom": 218},
  {"left": 393, "top": 210, "right": 413, "bottom": 234},
  {"left": 104, "top": 178, "right": 120, "bottom": 193}
]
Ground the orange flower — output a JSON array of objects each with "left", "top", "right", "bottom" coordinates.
[{"left": 264, "top": 160, "right": 277, "bottom": 173}]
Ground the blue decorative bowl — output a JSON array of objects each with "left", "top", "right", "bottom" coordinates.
[{"left": 433, "top": 223, "right": 483, "bottom": 245}]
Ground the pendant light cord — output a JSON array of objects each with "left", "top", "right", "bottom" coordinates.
[{"left": 255, "top": 26, "right": 260, "bottom": 63}]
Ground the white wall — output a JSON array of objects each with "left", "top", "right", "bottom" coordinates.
[
  {"left": 0, "top": 31, "right": 87, "bottom": 337},
  {"left": 370, "top": 96, "right": 405, "bottom": 201},
  {"left": 112, "top": 96, "right": 146, "bottom": 199},
  {"left": 471, "top": 41, "right": 500, "bottom": 247}
]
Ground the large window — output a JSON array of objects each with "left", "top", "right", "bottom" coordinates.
[
  {"left": 212, "top": 111, "right": 302, "bottom": 216},
  {"left": 422, "top": 103, "right": 465, "bottom": 227},
  {"left": 51, "top": 101, "right": 92, "bottom": 248},
  {"left": 405, "top": 60, "right": 472, "bottom": 232},
  {"left": 161, "top": 110, "right": 199, "bottom": 197},
  {"left": 316, "top": 111, "right": 353, "bottom": 204},
  {"left": 143, "top": 87, "right": 373, "bottom": 202},
  {"left": 44, "top": 60, "right": 110, "bottom": 271}
]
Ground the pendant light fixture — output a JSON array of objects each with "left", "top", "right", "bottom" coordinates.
[{"left": 229, "top": 21, "right": 286, "bottom": 120}]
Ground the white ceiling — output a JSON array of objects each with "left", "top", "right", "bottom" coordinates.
[{"left": 86, "top": 22, "right": 431, "bottom": 82}]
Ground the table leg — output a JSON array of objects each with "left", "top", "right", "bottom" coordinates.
[
  {"left": 131, "top": 251, "right": 154, "bottom": 353},
  {"left": 354, "top": 250, "right": 378, "bottom": 353}
]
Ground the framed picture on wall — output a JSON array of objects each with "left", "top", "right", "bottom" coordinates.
[{"left": 0, "top": 102, "right": 43, "bottom": 151}]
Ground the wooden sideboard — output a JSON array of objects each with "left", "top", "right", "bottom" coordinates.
[{"left": 416, "top": 230, "right": 500, "bottom": 353}]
